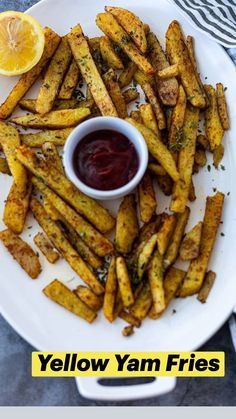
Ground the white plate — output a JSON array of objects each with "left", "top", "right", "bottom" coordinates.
[{"left": 0, "top": 0, "right": 236, "bottom": 401}]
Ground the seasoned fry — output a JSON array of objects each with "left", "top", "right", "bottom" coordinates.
[
  {"left": 164, "top": 207, "right": 190, "bottom": 269},
  {"left": 11, "top": 108, "right": 90, "bottom": 129},
  {"left": 118, "top": 61, "right": 137, "bottom": 88},
  {"left": 19, "top": 98, "right": 79, "bottom": 113},
  {"left": 0, "top": 27, "right": 61, "bottom": 119},
  {"left": 30, "top": 198, "right": 104, "bottom": 295},
  {"left": 179, "top": 192, "right": 224, "bottom": 297},
  {"left": 122, "top": 325, "right": 134, "bottom": 336},
  {"left": 130, "top": 281, "right": 152, "bottom": 320},
  {"left": 194, "top": 148, "right": 207, "bottom": 168},
  {"left": 188, "top": 178, "right": 196, "bottom": 202},
  {"left": 43, "top": 279, "right": 96, "bottom": 323},
  {"left": 213, "top": 144, "right": 224, "bottom": 169},
  {"left": 116, "top": 256, "right": 134, "bottom": 307},
  {"left": 137, "top": 215, "right": 161, "bottom": 244},
  {"left": 216, "top": 83, "right": 229, "bottom": 130},
  {"left": 96, "top": 13, "right": 154, "bottom": 74},
  {"left": 103, "top": 68, "right": 127, "bottom": 118},
  {"left": 0, "top": 229, "right": 41, "bottom": 279},
  {"left": 148, "top": 32, "right": 178, "bottom": 106},
  {"left": 67, "top": 24, "right": 117, "bottom": 117},
  {"left": 140, "top": 104, "right": 159, "bottom": 134},
  {"left": 197, "top": 271, "right": 216, "bottom": 303},
  {"left": 103, "top": 256, "right": 117, "bottom": 322},
  {"left": 20, "top": 128, "right": 73, "bottom": 147},
  {"left": 58, "top": 59, "right": 80, "bottom": 99},
  {"left": 179, "top": 221, "right": 202, "bottom": 261},
  {"left": 148, "top": 163, "right": 166, "bottom": 176},
  {"left": 157, "top": 174, "right": 173, "bottom": 196},
  {"left": 126, "top": 118, "right": 179, "bottom": 182},
  {"left": 100, "top": 36, "right": 124, "bottom": 70},
  {"left": 156, "top": 213, "right": 177, "bottom": 255},
  {"left": 204, "top": 84, "right": 224, "bottom": 151},
  {"left": 137, "top": 233, "right": 157, "bottom": 281},
  {"left": 168, "top": 85, "right": 186, "bottom": 150},
  {"left": 3, "top": 181, "right": 31, "bottom": 234},
  {"left": 138, "top": 172, "right": 157, "bottom": 223},
  {"left": 197, "top": 134, "right": 210, "bottom": 151},
  {"left": 74, "top": 285, "right": 103, "bottom": 311},
  {"left": 119, "top": 311, "right": 141, "bottom": 328},
  {"left": 0, "top": 157, "right": 10, "bottom": 175},
  {"left": 34, "top": 232, "right": 59, "bottom": 264},
  {"left": 123, "top": 88, "right": 139, "bottom": 104},
  {"left": 130, "top": 110, "right": 142, "bottom": 123},
  {"left": 42, "top": 142, "right": 64, "bottom": 174},
  {"left": 32, "top": 176, "right": 113, "bottom": 257},
  {"left": 148, "top": 249, "right": 165, "bottom": 314},
  {"left": 170, "top": 105, "right": 200, "bottom": 213},
  {"left": 115, "top": 194, "right": 138, "bottom": 254},
  {"left": 166, "top": 21, "right": 206, "bottom": 108},
  {"left": 158, "top": 64, "right": 179, "bottom": 79}
]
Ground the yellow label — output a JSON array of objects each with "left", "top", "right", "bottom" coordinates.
[{"left": 32, "top": 352, "right": 224, "bottom": 377}]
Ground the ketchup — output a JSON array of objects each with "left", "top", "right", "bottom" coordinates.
[{"left": 73, "top": 130, "right": 139, "bottom": 190}]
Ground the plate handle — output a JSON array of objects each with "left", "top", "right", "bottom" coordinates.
[{"left": 75, "top": 376, "right": 176, "bottom": 401}]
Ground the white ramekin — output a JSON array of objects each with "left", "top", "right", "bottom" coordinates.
[{"left": 63, "top": 116, "right": 148, "bottom": 200}]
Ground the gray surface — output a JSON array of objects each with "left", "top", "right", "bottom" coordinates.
[{"left": 0, "top": 0, "right": 236, "bottom": 407}]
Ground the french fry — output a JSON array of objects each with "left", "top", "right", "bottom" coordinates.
[
  {"left": 216, "top": 83, "right": 229, "bottom": 130},
  {"left": 34, "top": 232, "right": 60, "bottom": 264},
  {"left": 96, "top": 13, "right": 154, "bottom": 75},
  {"left": 158, "top": 64, "right": 179, "bottom": 79},
  {"left": 100, "top": 36, "right": 124, "bottom": 70},
  {"left": 42, "top": 142, "right": 64, "bottom": 174},
  {"left": 130, "top": 281, "right": 152, "bottom": 320},
  {"left": 11, "top": 108, "right": 90, "bottom": 129},
  {"left": 130, "top": 110, "right": 142, "bottom": 123},
  {"left": 204, "top": 84, "right": 224, "bottom": 151},
  {"left": 148, "top": 163, "right": 166, "bottom": 177},
  {"left": 170, "top": 105, "right": 200, "bottom": 213},
  {"left": 118, "top": 61, "right": 137, "bottom": 88},
  {"left": 32, "top": 176, "right": 113, "bottom": 257},
  {"left": 19, "top": 98, "right": 79, "bottom": 113},
  {"left": 138, "top": 172, "right": 157, "bottom": 223},
  {"left": 30, "top": 198, "right": 104, "bottom": 295},
  {"left": 213, "top": 144, "right": 224, "bottom": 169},
  {"left": 115, "top": 194, "right": 138, "bottom": 254},
  {"left": 74, "top": 285, "right": 103, "bottom": 311},
  {"left": 197, "top": 134, "right": 210, "bottom": 151},
  {"left": 43, "top": 279, "right": 96, "bottom": 323},
  {"left": 168, "top": 85, "right": 186, "bottom": 150},
  {"left": 148, "top": 249, "right": 165, "bottom": 314},
  {"left": 123, "top": 88, "right": 139, "bottom": 104},
  {"left": 157, "top": 174, "right": 173, "bottom": 196},
  {"left": 179, "top": 221, "right": 202, "bottom": 261},
  {"left": 67, "top": 24, "right": 117, "bottom": 117},
  {"left": 147, "top": 32, "right": 178, "bottom": 106},
  {"left": 0, "top": 157, "right": 10, "bottom": 175},
  {"left": 20, "top": 128, "right": 73, "bottom": 147},
  {"left": 58, "top": 59, "right": 81, "bottom": 99},
  {"left": 138, "top": 215, "right": 161, "bottom": 244},
  {"left": 126, "top": 118, "right": 179, "bottom": 182},
  {"left": 156, "top": 213, "right": 177, "bottom": 255},
  {"left": 179, "top": 192, "right": 224, "bottom": 297},
  {"left": 88, "top": 36, "right": 107, "bottom": 75},
  {"left": 103, "top": 256, "right": 117, "bottom": 322},
  {"left": 105, "top": 6, "right": 147, "bottom": 54},
  {"left": 164, "top": 207, "right": 190, "bottom": 269},
  {"left": 197, "top": 271, "right": 216, "bottom": 303},
  {"left": 194, "top": 148, "right": 207, "bottom": 168},
  {"left": 3, "top": 181, "right": 31, "bottom": 234},
  {"left": 119, "top": 310, "right": 141, "bottom": 328},
  {"left": 137, "top": 233, "right": 157, "bottom": 281},
  {"left": 103, "top": 68, "right": 127, "bottom": 118},
  {"left": 188, "top": 178, "right": 196, "bottom": 202},
  {"left": 0, "top": 229, "right": 41, "bottom": 279},
  {"left": 140, "top": 104, "right": 159, "bottom": 134},
  {"left": 0, "top": 27, "right": 61, "bottom": 119},
  {"left": 16, "top": 146, "right": 115, "bottom": 233},
  {"left": 166, "top": 21, "right": 206, "bottom": 108},
  {"left": 116, "top": 256, "right": 134, "bottom": 307}
]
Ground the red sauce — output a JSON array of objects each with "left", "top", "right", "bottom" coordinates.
[{"left": 73, "top": 129, "right": 139, "bottom": 190}]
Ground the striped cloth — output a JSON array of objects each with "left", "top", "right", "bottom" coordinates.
[{"left": 170, "top": 0, "right": 236, "bottom": 48}]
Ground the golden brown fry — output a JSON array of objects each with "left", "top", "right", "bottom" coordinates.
[
  {"left": 42, "top": 142, "right": 64, "bottom": 174},
  {"left": 188, "top": 178, "right": 196, "bottom": 202},
  {"left": 100, "top": 36, "right": 124, "bottom": 70},
  {"left": 116, "top": 256, "right": 134, "bottom": 307},
  {"left": 103, "top": 68, "right": 127, "bottom": 118},
  {"left": 197, "top": 271, "right": 216, "bottom": 303},
  {"left": 118, "top": 61, "right": 137, "bottom": 88},
  {"left": 137, "top": 216, "right": 161, "bottom": 245},
  {"left": 67, "top": 24, "right": 117, "bottom": 117},
  {"left": 213, "top": 144, "right": 224, "bottom": 169},
  {"left": 34, "top": 232, "right": 59, "bottom": 264},
  {"left": 179, "top": 221, "right": 202, "bottom": 261},
  {"left": 156, "top": 213, "right": 177, "bottom": 255},
  {"left": 138, "top": 172, "right": 157, "bottom": 223},
  {"left": 166, "top": 21, "right": 206, "bottom": 108},
  {"left": 3, "top": 181, "right": 31, "bottom": 234},
  {"left": 164, "top": 207, "right": 190, "bottom": 269},
  {"left": 119, "top": 311, "right": 141, "bottom": 328},
  {"left": 137, "top": 233, "right": 157, "bottom": 281},
  {"left": 123, "top": 88, "right": 139, "bottom": 104},
  {"left": 30, "top": 198, "right": 104, "bottom": 295},
  {"left": 197, "top": 134, "right": 210, "bottom": 151},
  {"left": 168, "top": 85, "right": 186, "bottom": 150},
  {"left": 96, "top": 13, "right": 154, "bottom": 74},
  {"left": 130, "top": 110, "right": 142, "bottom": 123},
  {"left": 103, "top": 256, "right": 117, "bottom": 322},
  {"left": 130, "top": 281, "right": 152, "bottom": 320},
  {"left": 148, "top": 249, "right": 165, "bottom": 314},
  {"left": 115, "top": 194, "right": 138, "bottom": 254},
  {"left": 179, "top": 192, "right": 224, "bottom": 297},
  {"left": 204, "top": 84, "right": 224, "bottom": 151},
  {"left": 19, "top": 98, "right": 79, "bottom": 113},
  {"left": 122, "top": 325, "right": 135, "bottom": 336},
  {"left": 74, "top": 285, "right": 103, "bottom": 311},
  {"left": 194, "top": 148, "right": 207, "bottom": 168},
  {"left": 0, "top": 157, "right": 10, "bottom": 174},
  {"left": 148, "top": 163, "right": 166, "bottom": 176},
  {"left": 0, "top": 229, "right": 41, "bottom": 279},
  {"left": 58, "top": 59, "right": 80, "bottom": 100},
  {"left": 158, "top": 64, "right": 179, "bottom": 79},
  {"left": 140, "top": 103, "right": 159, "bottom": 134},
  {"left": 43, "top": 279, "right": 96, "bottom": 323},
  {"left": 0, "top": 27, "right": 61, "bottom": 119},
  {"left": 216, "top": 83, "right": 229, "bottom": 130},
  {"left": 20, "top": 128, "right": 72, "bottom": 147}
]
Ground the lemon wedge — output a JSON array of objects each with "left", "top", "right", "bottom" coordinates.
[{"left": 0, "top": 11, "right": 45, "bottom": 76}]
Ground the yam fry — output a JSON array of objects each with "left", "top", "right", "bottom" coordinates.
[
  {"left": 148, "top": 163, "right": 166, "bottom": 176},
  {"left": 0, "top": 157, "right": 10, "bottom": 175},
  {"left": 118, "top": 61, "right": 137, "bottom": 88},
  {"left": 188, "top": 178, "right": 196, "bottom": 202},
  {"left": 158, "top": 64, "right": 179, "bottom": 79},
  {"left": 20, "top": 128, "right": 73, "bottom": 147},
  {"left": 138, "top": 172, "right": 157, "bottom": 223},
  {"left": 164, "top": 207, "right": 190, "bottom": 269},
  {"left": 103, "top": 256, "right": 117, "bottom": 322},
  {"left": 74, "top": 285, "right": 103, "bottom": 311},
  {"left": 100, "top": 36, "right": 124, "bottom": 70},
  {"left": 126, "top": 118, "right": 179, "bottom": 182},
  {"left": 130, "top": 281, "right": 152, "bottom": 320},
  {"left": 140, "top": 103, "right": 159, "bottom": 134},
  {"left": 166, "top": 21, "right": 206, "bottom": 108},
  {"left": 19, "top": 98, "right": 79, "bottom": 113},
  {"left": 179, "top": 221, "right": 202, "bottom": 261},
  {"left": 123, "top": 88, "right": 139, "bottom": 104},
  {"left": 116, "top": 256, "right": 134, "bottom": 307},
  {"left": 216, "top": 83, "right": 229, "bottom": 130},
  {"left": 156, "top": 213, "right": 177, "bottom": 255},
  {"left": 32, "top": 176, "right": 113, "bottom": 257},
  {"left": 115, "top": 194, "right": 138, "bottom": 254},
  {"left": 130, "top": 110, "right": 142, "bottom": 123},
  {"left": 119, "top": 310, "right": 141, "bottom": 328},
  {"left": 197, "top": 271, "right": 216, "bottom": 303},
  {"left": 147, "top": 32, "right": 178, "bottom": 106},
  {"left": 0, "top": 229, "right": 41, "bottom": 279},
  {"left": 30, "top": 198, "right": 104, "bottom": 295},
  {"left": 16, "top": 145, "right": 115, "bottom": 233},
  {"left": 42, "top": 142, "right": 64, "bottom": 174},
  {"left": 168, "top": 85, "right": 186, "bottom": 150},
  {"left": 67, "top": 24, "right": 117, "bottom": 117},
  {"left": 213, "top": 144, "right": 224, "bottom": 169},
  {"left": 103, "top": 68, "right": 127, "bottom": 118},
  {"left": 137, "top": 233, "right": 157, "bottom": 281},
  {"left": 96, "top": 13, "right": 154, "bottom": 75},
  {"left": 157, "top": 174, "right": 173, "bottom": 196},
  {"left": 179, "top": 192, "right": 224, "bottom": 297},
  {"left": 11, "top": 108, "right": 90, "bottom": 129},
  {"left": 3, "top": 181, "right": 31, "bottom": 234},
  {"left": 58, "top": 59, "right": 80, "bottom": 99},
  {"left": 34, "top": 232, "right": 59, "bottom": 264},
  {"left": 197, "top": 134, "right": 210, "bottom": 151},
  {"left": 194, "top": 148, "right": 207, "bottom": 168},
  {"left": 43, "top": 279, "right": 96, "bottom": 323},
  {"left": 148, "top": 249, "right": 165, "bottom": 314},
  {"left": 138, "top": 215, "right": 161, "bottom": 244},
  {"left": 0, "top": 27, "right": 61, "bottom": 119},
  {"left": 204, "top": 84, "right": 224, "bottom": 151}
]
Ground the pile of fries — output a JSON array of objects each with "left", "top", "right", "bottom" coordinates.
[{"left": 0, "top": 6, "right": 229, "bottom": 336}]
